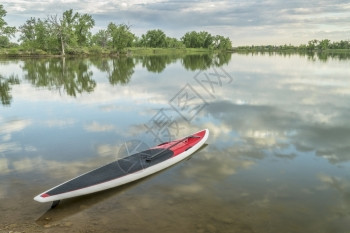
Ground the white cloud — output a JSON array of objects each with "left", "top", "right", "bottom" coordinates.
[
  {"left": 0, "top": 118, "right": 32, "bottom": 135},
  {"left": 0, "top": 142, "right": 21, "bottom": 154},
  {"left": 0, "top": 158, "right": 11, "bottom": 174},
  {"left": 97, "top": 144, "right": 120, "bottom": 157},
  {"left": 2, "top": 134, "right": 11, "bottom": 142},
  {"left": 2, "top": 155, "right": 112, "bottom": 178},
  {"left": 0, "top": 118, "right": 31, "bottom": 154},
  {"left": 44, "top": 119, "right": 77, "bottom": 128},
  {"left": 84, "top": 121, "right": 116, "bottom": 132},
  {"left": 0, "top": 118, "right": 35, "bottom": 155},
  {"left": 241, "top": 129, "right": 281, "bottom": 146},
  {"left": 12, "top": 82, "right": 163, "bottom": 106},
  {"left": 181, "top": 146, "right": 256, "bottom": 183}
]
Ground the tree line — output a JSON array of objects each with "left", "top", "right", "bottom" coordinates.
[{"left": 0, "top": 5, "right": 232, "bottom": 56}]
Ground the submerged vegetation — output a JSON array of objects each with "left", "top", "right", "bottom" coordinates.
[{"left": 0, "top": 5, "right": 232, "bottom": 57}]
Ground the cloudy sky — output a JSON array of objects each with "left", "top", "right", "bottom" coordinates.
[{"left": 2, "top": 0, "right": 350, "bottom": 46}]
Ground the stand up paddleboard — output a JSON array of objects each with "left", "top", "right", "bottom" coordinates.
[{"left": 34, "top": 129, "right": 209, "bottom": 207}]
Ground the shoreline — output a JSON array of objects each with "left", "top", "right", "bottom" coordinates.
[
  {"left": 0, "top": 47, "right": 230, "bottom": 58},
  {"left": 231, "top": 48, "right": 350, "bottom": 53},
  {"left": 1, "top": 47, "right": 349, "bottom": 60}
]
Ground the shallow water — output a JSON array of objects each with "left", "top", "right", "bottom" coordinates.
[{"left": 0, "top": 53, "right": 350, "bottom": 232}]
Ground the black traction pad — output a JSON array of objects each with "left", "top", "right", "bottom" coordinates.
[{"left": 46, "top": 148, "right": 173, "bottom": 196}]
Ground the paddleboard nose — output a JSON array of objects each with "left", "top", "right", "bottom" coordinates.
[
  {"left": 34, "top": 195, "right": 43, "bottom": 202},
  {"left": 34, "top": 193, "right": 50, "bottom": 202}
]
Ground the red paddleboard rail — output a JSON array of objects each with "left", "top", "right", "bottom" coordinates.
[{"left": 146, "top": 135, "right": 200, "bottom": 161}]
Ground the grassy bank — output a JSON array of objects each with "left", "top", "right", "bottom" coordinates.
[
  {"left": 127, "top": 47, "right": 215, "bottom": 56},
  {"left": 0, "top": 47, "right": 223, "bottom": 58},
  {"left": 0, "top": 46, "right": 109, "bottom": 58}
]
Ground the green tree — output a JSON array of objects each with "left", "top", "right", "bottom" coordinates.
[
  {"left": 141, "top": 29, "right": 167, "bottom": 48},
  {"left": 0, "top": 4, "right": 16, "bottom": 48},
  {"left": 318, "top": 39, "right": 330, "bottom": 50},
  {"left": 339, "top": 40, "right": 350, "bottom": 49},
  {"left": 307, "top": 39, "right": 318, "bottom": 50},
  {"left": 74, "top": 13, "right": 95, "bottom": 46},
  {"left": 329, "top": 40, "right": 350, "bottom": 49},
  {"left": 198, "top": 31, "right": 213, "bottom": 48},
  {"left": 182, "top": 31, "right": 199, "bottom": 48},
  {"left": 92, "top": 29, "right": 109, "bottom": 48},
  {"left": 298, "top": 44, "right": 307, "bottom": 50},
  {"left": 36, "top": 19, "right": 58, "bottom": 52},
  {"left": 19, "top": 18, "right": 53, "bottom": 52},
  {"left": 132, "top": 36, "right": 142, "bottom": 47},
  {"left": 19, "top": 18, "right": 36, "bottom": 50},
  {"left": 181, "top": 31, "right": 214, "bottom": 48},
  {"left": 107, "top": 23, "right": 134, "bottom": 51},
  {"left": 165, "top": 37, "right": 184, "bottom": 48},
  {"left": 213, "top": 35, "right": 232, "bottom": 50},
  {"left": 47, "top": 9, "right": 94, "bottom": 55},
  {"left": 48, "top": 11, "right": 76, "bottom": 55},
  {"left": 0, "top": 36, "right": 10, "bottom": 47}
]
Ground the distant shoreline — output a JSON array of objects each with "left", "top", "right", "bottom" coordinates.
[{"left": 231, "top": 48, "right": 350, "bottom": 53}]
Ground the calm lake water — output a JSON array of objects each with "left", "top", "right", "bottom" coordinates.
[{"left": 0, "top": 52, "right": 349, "bottom": 232}]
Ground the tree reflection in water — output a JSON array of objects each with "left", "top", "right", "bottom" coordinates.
[
  {"left": 4, "top": 51, "right": 350, "bottom": 106},
  {"left": 22, "top": 58, "right": 96, "bottom": 97},
  {"left": 0, "top": 74, "right": 20, "bottom": 106}
]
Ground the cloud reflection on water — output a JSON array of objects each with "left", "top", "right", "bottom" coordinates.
[{"left": 0, "top": 53, "right": 350, "bottom": 232}]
